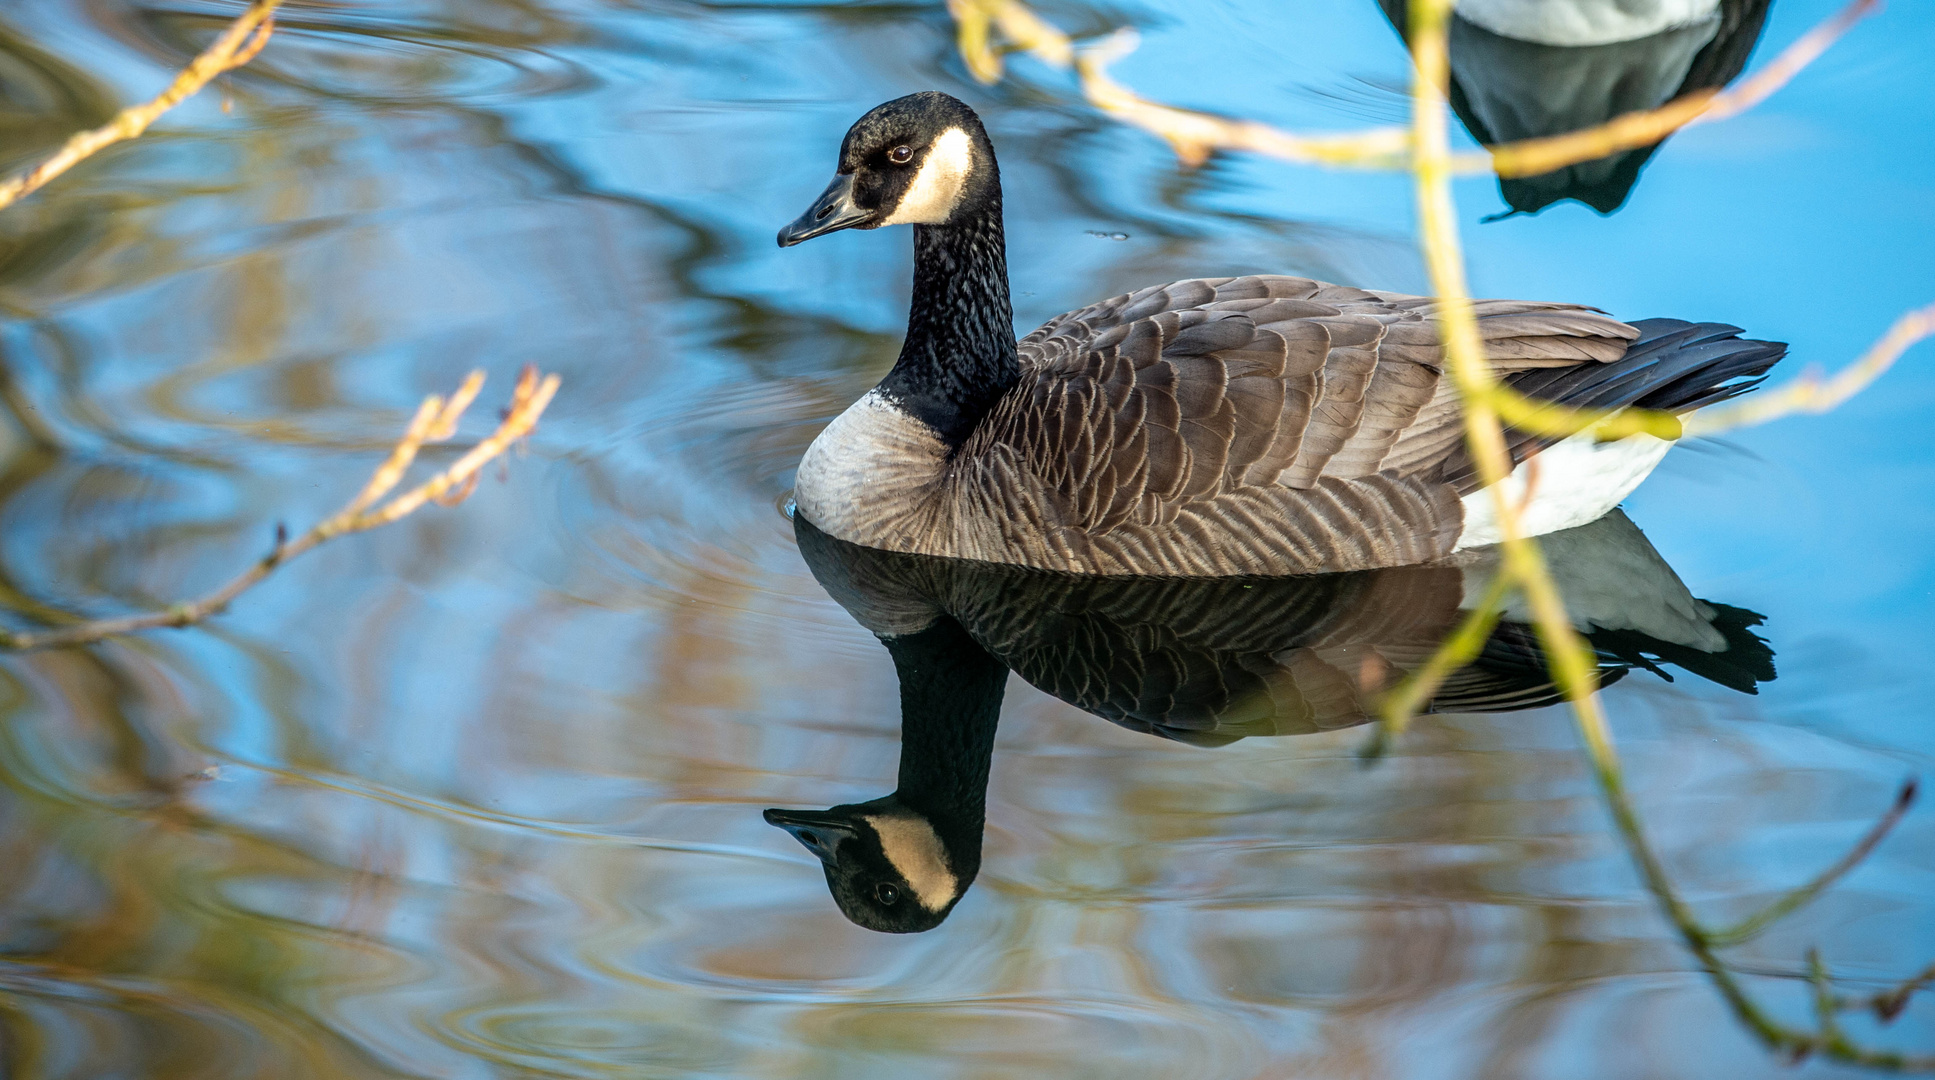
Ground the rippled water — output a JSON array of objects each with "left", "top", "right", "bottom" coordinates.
[{"left": 1, "top": 0, "right": 1932, "bottom": 1076}]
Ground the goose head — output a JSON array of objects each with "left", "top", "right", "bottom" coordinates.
[
  {"left": 764, "top": 794, "right": 978, "bottom": 933},
  {"left": 777, "top": 91, "right": 998, "bottom": 247}
]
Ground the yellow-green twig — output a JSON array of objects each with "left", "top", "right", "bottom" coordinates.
[
  {"left": 1706, "top": 778, "right": 1918, "bottom": 948},
  {"left": 1405, "top": 0, "right": 1931, "bottom": 1066},
  {"left": 958, "top": 0, "right": 1934, "bottom": 1059},
  {"left": 1073, "top": 31, "right": 1411, "bottom": 169},
  {"left": 1686, "top": 300, "right": 1935, "bottom": 436},
  {"left": 1840, "top": 961, "right": 1935, "bottom": 1023},
  {"left": 1371, "top": 562, "right": 1513, "bottom": 752},
  {"left": 948, "top": 0, "right": 1926, "bottom": 445}
]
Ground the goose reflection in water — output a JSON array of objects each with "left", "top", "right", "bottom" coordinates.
[
  {"left": 1378, "top": 0, "right": 1772, "bottom": 215},
  {"left": 769, "top": 509, "right": 1774, "bottom": 933}
]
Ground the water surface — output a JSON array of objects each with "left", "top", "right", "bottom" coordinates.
[{"left": 0, "top": 0, "right": 1932, "bottom": 1076}]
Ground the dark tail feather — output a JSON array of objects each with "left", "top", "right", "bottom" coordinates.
[
  {"left": 1510, "top": 319, "right": 1787, "bottom": 414},
  {"left": 1443, "top": 320, "right": 1787, "bottom": 490},
  {"left": 1426, "top": 602, "right": 1777, "bottom": 714}
]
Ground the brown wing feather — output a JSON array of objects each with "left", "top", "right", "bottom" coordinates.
[{"left": 961, "top": 274, "right": 1638, "bottom": 575}]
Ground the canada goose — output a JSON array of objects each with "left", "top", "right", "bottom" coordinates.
[
  {"left": 779, "top": 93, "right": 1785, "bottom": 575},
  {"left": 770, "top": 510, "right": 1775, "bottom": 931},
  {"left": 1379, "top": 0, "right": 1772, "bottom": 213}
]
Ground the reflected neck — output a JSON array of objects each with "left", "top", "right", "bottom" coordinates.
[
  {"left": 877, "top": 197, "right": 1019, "bottom": 448},
  {"left": 880, "top": 616, "right": 1008, "bottom": 878}
]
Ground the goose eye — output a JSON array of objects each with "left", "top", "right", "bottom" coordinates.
[
  {"left": 888, "top": 145, "right": 913, "bottom": 164},
  {"left": 874, "top": 882, "right": 900, "bottom": 905}
]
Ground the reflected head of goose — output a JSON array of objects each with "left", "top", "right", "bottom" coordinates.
[
  {"left": 764, "top": 794, "right": 976, "bottom": 933},
  {"left": 778, "top": 91, "right": 997, "bottom": 247}
]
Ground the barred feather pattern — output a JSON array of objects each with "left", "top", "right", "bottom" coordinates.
[
  {"left": 812, "top": 273, "right": 1649, "bottom": 576},
  {"left": 790, "top": 515, "right": 1734, "bottom": 747}
]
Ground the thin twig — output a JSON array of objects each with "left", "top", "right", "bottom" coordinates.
[
  {"left": 1841, "top": 962, "right": 1935, "bottom": 1024},
  {"left": 0, "top": 1, "right": 280, "bottom": 212},
  {"left": 1404, "top": 0, "right": 1934, "bottom": 1067},
  {"left": 1073, "top": 31, "right": 1411, "bottom": 169},
  {"left": 1365, "top": 568, "right": 1512, "bottom": 757},
  {"left": 948, "top": 0, "right": 1070, "bottom": 82},
  {"left": 1421, "top": 293, "right": 1935, "bottom": 443},
  {"left": 1706, "top": 778, "right": 1919, "bottom": 947},
  {"left": 1328, "top": 294, "right": 1935, "bottom": 447},
  {"left": 1686, "top": 301, "right": 1935, "bottom": 436},
  {"left": 947, "top": 0, "right": 1875, "bottom": 179},
  {"left": 1810, "top": 950, "right": 1856, "bottom": 1061},
  {"left": 1468, "top": 0, "right": 1878, "bottom": 177},
  {"left": 0, "top": 368, "right": 559, "bottom": 652}
]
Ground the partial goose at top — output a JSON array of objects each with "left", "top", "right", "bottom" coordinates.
[
  {"left": 1378, "top": 0, "right": 1774, "bottom": 215},
  {"left": 778, "top": 93, "right": 1785, "bottom": 577},
  {"left": 769, "top": 510, "right": 1776, "bottom": 932}
]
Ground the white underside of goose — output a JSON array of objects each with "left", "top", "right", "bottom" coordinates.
[
  {"left": 1454, "top": 0, "right": 1721, "bottom": 46},
  {"left": 1453, "top": 430, "right": 1673, "bottom": 551}
]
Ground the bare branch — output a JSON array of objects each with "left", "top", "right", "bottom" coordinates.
[
  {"left": 1401, "top": 0, "right": 1935, "bottom": 1067},
  {"left": 1686, "top": 301, "right": 1935, "bottom": 436},
  {"left": 1810, "top": 951, "right": 1857, "bottom": 1060},
  {"left": 949, "top": 0, "right": 1927, "bottom": 445},
  {"left": 1073, "top": 32, "right": 1411, "bottom": 169},
  {"left": 1706, "top": 778, "right": 1918, "bottom": 948},
  {"left": 0, "top": 368, "right": 560, "bottom": 652},
  {"left": 947, "top": 0, "right": 1874, "bottom": 179},
  {"left": 1841, "top": 961, "right": 1935, "bottom": 1024},
  {"left": 1307, "top": 294, "right": 1935, "bottom": 448},
  {"left": 0, "top": 1, "right": 282, "bottom": 212},
  {"left": 948, "top": 0, "right": 1070, "bottom": 82},
  {"left": 1468, "top": 0, "right": 1878, "bottom": 177},
  {"left": 948, "top": 0, "right": 1931, "bottom": 1064},
  {"left": 1364, "top": 568, "right": 1512, "bottom": 758}
]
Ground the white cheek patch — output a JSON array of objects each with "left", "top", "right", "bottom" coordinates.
[
  {"left": 880, "top": 127, "right": 974, "bottom": 226},
  {"left": 863, "top": 812, "right": 958, "bottom": 913}
]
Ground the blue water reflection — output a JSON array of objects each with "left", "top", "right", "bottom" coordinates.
[{"left": 0, "top": 0, "right": 1930, "bottom": 1076}]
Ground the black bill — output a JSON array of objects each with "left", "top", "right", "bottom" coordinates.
[{"left": 777, "top": 173, "right": 872, "bottom": 247}]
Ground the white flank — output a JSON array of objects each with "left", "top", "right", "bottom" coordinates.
[
  {"left": 1454, "top": 430, "right": 1672, "bottom": 550},
  {"left": 864, "top": 812, "right": 958, "bottom": 913},
  {"left": 1454, "top": 0, "right": 1720, "bottom": 45},
  {"left": 880, "top": 127, "right": 974, "bottom": 225}
]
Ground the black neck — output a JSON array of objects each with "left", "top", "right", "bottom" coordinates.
[
  {"left": 876, "top": 196, "right": 1019, "bottom": 447},
  {"left": 881, "top": 617, "right": 1007, "bottom": 877}
]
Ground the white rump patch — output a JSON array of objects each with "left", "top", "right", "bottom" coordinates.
[
  {"left": 1454, "top": 431, "right": 1673, "bottom": 550},
  {"left": 881, "top": 127, "right": 974, "bottom": 225},
  {"left": 863, "top": 812, "right": 958, "bottom": 913}
]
